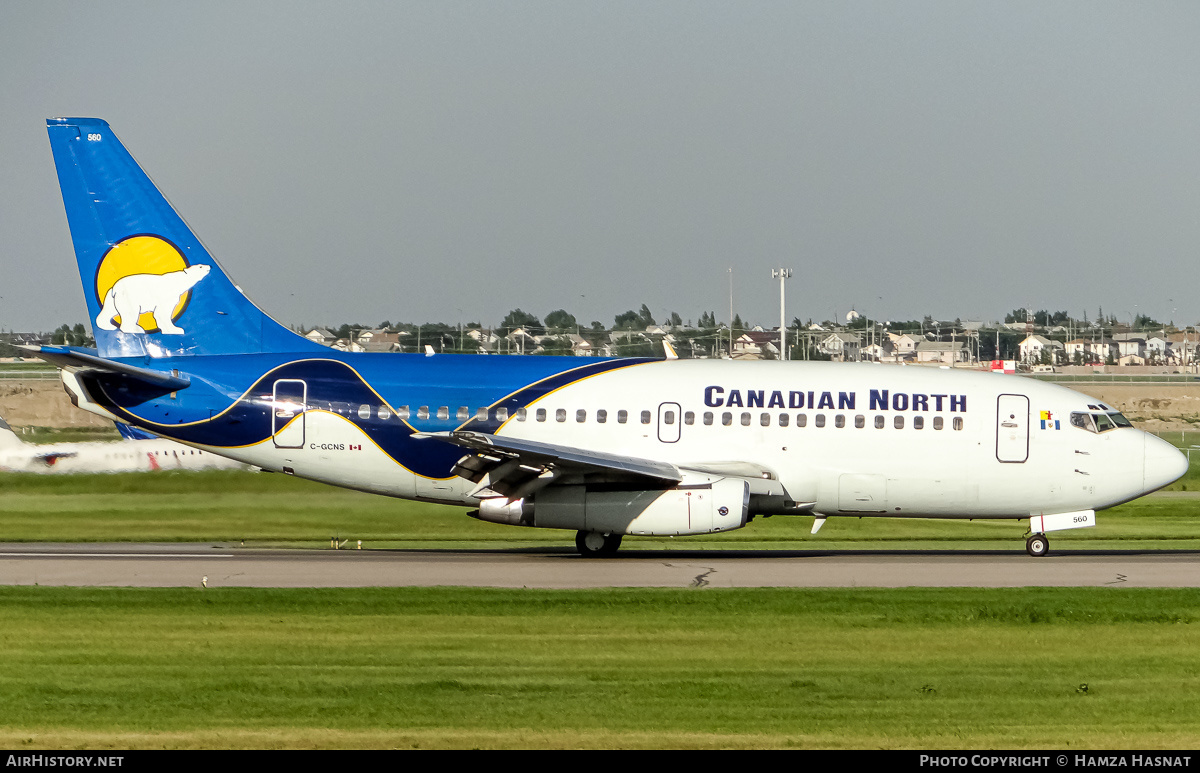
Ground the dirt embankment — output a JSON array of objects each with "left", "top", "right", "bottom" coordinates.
[
  {"left": 0, "top": 380, "right": 111, "bottom": 429},
  {"left": 3, "top": 377, "right": 1200, "bottom": 431}
]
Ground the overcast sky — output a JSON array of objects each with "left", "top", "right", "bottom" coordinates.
[{"left": 3, "top": 1, "right": 1199, "bottom": 333}]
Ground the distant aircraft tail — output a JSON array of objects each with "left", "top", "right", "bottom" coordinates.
[
  {"left": 45, "top": 118, "right": 324, "bottom": 359},
  {"left": 0, "top": 416, "right": 26, "bottom": 449}
]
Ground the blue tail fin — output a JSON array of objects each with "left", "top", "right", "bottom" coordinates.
[
  {"left": 114, "top": 421, "right": 160, "bottom": 441},
  {"left": 46, "top": 118, "right": 324, "bottom": 359}
]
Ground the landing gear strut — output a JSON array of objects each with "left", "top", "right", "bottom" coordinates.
[
  {"left": 576, "top": 530, "right": 622, "bottom": 558},
  {"left": 1026, "top": 533, "right": 1049, "bottom": 557}
]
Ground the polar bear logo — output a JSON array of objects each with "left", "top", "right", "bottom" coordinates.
[{"left": 95, "top": 264, "right": 211, "bottom": 335}]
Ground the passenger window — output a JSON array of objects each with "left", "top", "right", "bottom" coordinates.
[
  {"left": 417, "top": 406, "right": 429, "bottom": 420},
  {"left": 834, "top": 414, "right": 845, "bottom": 428},
  {"left": 455, "top": 406, "right": 468, "bottom": 421},
  {"left": 913, "top": 416, "right": 924, "bottom": 430},
  {"left": 796, "top": 414, "right": 807, "bottom": 427},
  {"left": 359, "top": 404, "right": 371, "bottom": 419},
  {"left": 760, "top": 413, "right": 770, "bottom": 427},
  {"left": 641, "top": 411, "right": 652, "bottom": 424},
  {"left": 556, "top": 409, "right": 567, "bottom": 422},
  {"left": 779, "top": 414, "right": 789, "bottom": 427},
  {"left": 618, "top": 410, "right": 628, "bottom": 424},
  {"left": 933, "top": 416, "right": 943, "bottom": 430},
  {"left": 815, "top": 414, "right": 826, "bottom": 428},
  {"left": 854, "top": 415, "right": 864, "bottom": 428},
  {"left": 536, "top": 408, "right": 547, "bottom": 422},
  {"left": 875, "top": 415, "right": 885, "bottom": 429},
  {"left": 597, "top": 409, "right": 607, "bottom": 424},
  {"left": 741, "top": 412, "right": 751, "bottom": 426},
  {"left": 576, "top": 409, "right": 587, "bottom": 423},
  {"left": 496, "top": 408, "right": 509, "bottom": 422},
  {"left": 398, "top": 406, "right": 410, "bottom": 419},
  {"left": 894, "top": 415, "right": 904, "bottom": 429},
  {"left": 437, "top": 406, "right": 449, "bottom": 420},
  {"left": 953, "top": 417, "right": 964, "bottom": 431},
  {"left": 663, "top": 410, "right": 675, "bottom": 425},
  {"left": 722, "top": 412, "right": 733, "bottom": 426},
  {"left": 684, "top": 411, "right": 694, "bottom": 426},
  {"left": 476, "top": 407, "right": 488, "bottom": 421},
  {"left": 516, "top": 408, "right": 527, "bottom": 422},
  {"left": 703, "top": 412, "right": 714, "bottom": 426},
  {"left": 378, "top": 406, "right": 391, "bottom": 420}
]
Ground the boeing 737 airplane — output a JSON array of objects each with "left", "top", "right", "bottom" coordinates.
[
  {"left": 0, "top": 414, "right": 247, "bottom": 473},
  {"left": 28, "top": 118, "right": 1187, "bottom": 556}
]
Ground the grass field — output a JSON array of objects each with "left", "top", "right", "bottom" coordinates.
[
  {"left": 1, "top": 459, "right": 1198, "bottom": 749},
  {"left": 0, "top": 586, "right": 1197, "bottom": 749},
  {"left": 1, "top": 467, "right": 1197, "bottom": 551}
]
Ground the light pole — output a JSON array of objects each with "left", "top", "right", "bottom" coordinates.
[
  {"left": 772, "top": 268, "right": 792, "bottom": 360},
  {"left": 728, "top": 267, "right": 734, "bottom": 358}
]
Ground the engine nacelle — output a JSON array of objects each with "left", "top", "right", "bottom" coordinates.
[{"left": 472, "top": 476, "right": 750, "bottom": 536}]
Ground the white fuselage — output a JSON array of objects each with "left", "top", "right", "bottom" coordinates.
[
  {"left": 201, "top": 360, "right": 1182, "bottom": 522},
  {"left": 0, "top": 432, "right": 250, "bottom": 474}
]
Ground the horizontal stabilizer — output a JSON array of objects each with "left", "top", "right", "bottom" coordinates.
[{"left": 21, "top": 345, "right": 191, "bottom": 391}]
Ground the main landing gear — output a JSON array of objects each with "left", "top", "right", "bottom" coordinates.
[
  {"left": 576, "top": 530, "right": 622, "bottom": 558},
  {"left": 1026, "top": 533, "right": 1049, "bottom": 557}
]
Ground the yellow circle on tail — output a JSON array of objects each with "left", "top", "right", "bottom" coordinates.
[{"left": 95, "top": 236, "right": 190, "bottom": 332}]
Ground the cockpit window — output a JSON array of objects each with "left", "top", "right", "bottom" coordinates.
[
  {"left": 1070, "top": 410, "right": 1133, "bottom": 433},
  {"left": 1070, "top": 412, "right": 1095, "bottom": 432}
]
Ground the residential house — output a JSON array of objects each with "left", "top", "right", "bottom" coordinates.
[
  {"left": 356, "top": 329, "right": 404, "bottom": 353},
  {"left": 1063, "top": 338, "right": 1117, "bottom": 364},
  {"left": 733, "top": 331, "right": 781, "bottom": 359},
  {"left": 466, "top": 328, "right": 500, "bottom": 353},
  {"left": 915, "top": 340, "right": 969, "bottom": 364},
  {"left": 888, "top": 332, "right": 921, "bottom": 361},
  {"left": 304, "top": 328, "right": 336, "bottom": 346},
  {"left": 1018, "top": 335, "right": 1063, "bottom": 364},
  {"left": 818, "top": 332, "right": 861, "bottom": 362},
  {"left": 862, "top": 339, "right": 895, "bottom": 362}
]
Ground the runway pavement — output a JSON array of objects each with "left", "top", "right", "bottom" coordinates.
[{"left": 0, "top": 543, "right": 1198, "bottom": 588}]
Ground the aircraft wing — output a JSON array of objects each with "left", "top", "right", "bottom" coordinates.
[{"left": 413, "top": 430, "right": 683, "bottom": 499}]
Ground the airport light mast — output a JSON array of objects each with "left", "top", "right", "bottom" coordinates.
[{"left": 772, "top": 268, "right": 792, "bottom": 360}]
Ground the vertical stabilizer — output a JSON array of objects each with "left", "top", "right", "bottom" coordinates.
[
  {"left": 0, "top": 416, "right": 26, "bottom": 449},
  {"left": 46, "top": 118, "right": 324, "bottom": 359}
]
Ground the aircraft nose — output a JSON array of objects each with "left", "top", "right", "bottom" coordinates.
[{"left": 1144, "top": 433, "right": 1188, "bottom": 493}]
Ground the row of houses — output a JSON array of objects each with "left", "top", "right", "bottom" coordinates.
[
  {"left": 302, "top": 324, "right": 1196, "bottom": 367},
  {"left": 1019, "top": 333, "right": 1197, "bottom": 366},
  {"left": 303, "top": 326, "right": 674, "bottom": 356},
  {"left": 812, "top": 331, "right": 970, "bottom": 364},
  {"left": 304, "top": 325, "right": 982, "bottom": 362}
]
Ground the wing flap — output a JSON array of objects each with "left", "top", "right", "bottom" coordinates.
[{"left": 414, "top": 430, "right": 682, "bottom": 498}]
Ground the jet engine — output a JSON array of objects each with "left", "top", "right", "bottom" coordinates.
[{"left": 471, "top": 477, "right": 750, "bottom": 536}]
